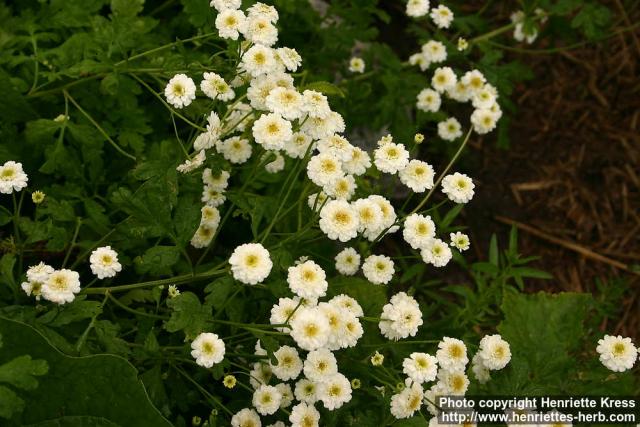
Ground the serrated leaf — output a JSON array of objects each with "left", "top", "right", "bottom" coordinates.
[
  {"left": 165, "top": 292, "right": 210, "bottom": 337},
  {"left": 0, "top": 355, "right": 48, "bottom": 390},
  {"left": 135, "top": 246, "right": 180, "bottom": 275}
]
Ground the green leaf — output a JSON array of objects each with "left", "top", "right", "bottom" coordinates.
[
  {"left": 0, "top": 317, "right": 171, "bottom": 426},
  {"left": 111, "top": 0, "right": 144, "bottom": 17},
  {"left": 0, "top": 386, "right": 24, "bottom": 419},
  {"left": 301, "top": 81, "right": 346, "bottom": 98},
  {"left": 488, "top": 234, "right": 499, "bottom": 266},
  {"left": 165, "top": 292, "right": 211, "bottom": 337},
  {"left": 135, "top": 246, "right": 181, "bottom": 275},
  {"left": 24, "top": 416, "right": 121, "bottom": 427},
  {"left": 0, "top": 355, "right": 48, "bottom": 390}
]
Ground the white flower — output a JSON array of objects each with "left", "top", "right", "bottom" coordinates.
[
  {"left": 0, "top": 161, "right": 28, "bottom": 194},
  {"left": 253, "top": 384, "right": 282, "bottom": 416},
  {"left": 190, "top": 332, "right": 225, "bottom": 367},
  {"left": 215, "top": 9, "right": 246, "bottom": 40},
  {"left": 421, "top": 238, "right": 452, "bottom": 267},
  {"left": 241, "top": 45, "right": 277, "bottom": 77},
  {"left": 290, "top": 402, "right": 320, "bottom": 427},
  {"left": 307, "top": 153, "right": 344, "bottom": 187},
  {"left": 200, "top": 72, "right": 235, "bottom": 101},
  {"left": 390, "top": 381, "right": 424, "bottom": 419},
  {"left": 432, "top": 66, "right": 457, "bottom": 93},
  {"left": 438, "top": 117, "right": 463, "bottom": 141},
  {"left": 26, "top": 262, "right": 54, "bottom": 283},
  {"left": 406, "top": 0, "right": 429, "bottom": 17},
  {"left": 403, "top": 214, "right": 436, "bottom": 249},
  {"left": 307, "top": 191, "right": 329, "bottom": 212},
  {"left": 367, "top": 195, "right": 399, "bottom": 237},
  {"left": 294, "top": 378, "right": 318, "bottom": 404},
  {"left": 217, "top": 136, "right": 253, "bottom": 164},
  {"left": 272, "top": 346, "right": 303, "bottom": 381},
  {"left": 334, "top": 247, "right": 361, "bottom": 276},
  {"left": 379, "top": 292, "right": 423, "bottom": 340},
  {"left": 244, "top": 15, "right": 278, "bottom": 46},
  {"left": 252, "top": 113, "right": 293, "bottom": 151},
  {"left": 317, "top": 373, "right": 352, "bottom": 410},
  {"left": 416, "top": 88, "right": 441, "bottom": 112},
  {"left": 437, "top": 369, "right": 469, "bottom": 395},
  {"left": 399, "top": 160, "right": 435, "bottom": 193},
  {"left": 193, "top": 132, "right": 216, "bottom": 152},
  {"left": 342, "top": 146, "right": 371, "bottom": 176},
  {"left": 472, "top": 85, "right": 497, "bottom": 110},
  {"left": 264, "top": 152, "right": 285, "bottom": 173},
  {"left": 200, "top": 206, "right": 221, "bottom": 230},
  {"left": 230, "top": 408, "right": 261, "bottom": 427},
  {"left": 461, "top": 70, "right": 486, "bottom": 92},
  {"left": 301, "top": 111, "right": 345, "bottom": 140},
  {"left": 352, "top": 198, "right": 384, "bottom": 238},
  {"left": 470, "top": 108, "right": 499, "bottom": 134},
  {"left": 266, "top": 87, "right": 304, "bottom": 120},
  {"left": 324, "top": 175, "right": 356, "bottom": 201},
  {"left": 229, "top": 243, "right": 273, "bottom": 285},
  {"left": 284, "top": 132, "right": 314, "bottom": 159},
  {"left": 210, "top": 0, "right": 241, "bottom": 12},
  {"left": 164, "top": 74, "right": 196, "bottom": 108},
  {"left": 247, "top": 2, "right": 279, "bottom": 22},
  {"left": 250, "top": 361, "right": 273, "bottom": 388},
  {"left": 348, "top": 57, "right": 365, "bottom": 73},
  {"left": 41, "top": 269, "right": 81, "bottom": 304},
  {"left": 276, "top": 47, "right": 302, "bottom": 72},
  {"left": 430, "top": 4, "right": 454, "bottom": 28},
  {"left": 290, "top": 307, "right": 330, "bottom": 351},
  {"left": 301, "top": 90, "right": 331, "bottom": 119},
  {"left": 374, "top": 142, "right": 410, "bottom": 174},
  {"left": 362, "top": 254, "right": 395, "bottom": 285},
  {"left": 319, "top": 200, "right": 359, "bottom": 242},
  {"left": 329, "top": 294, "right": 363, "bottom": 317},
  {"left": 436, "top": 337, "right": 468, "bottom": 371},
  {"left": 167, "top": 284, "right": 180, "bottom": 298},
  {"left": 176, "top": 150, "right": 206, "bottom": 173},
  {"left": 304, "top": 349, "right": 338, "bottom": 382},
  {"left": 450, "top": 232, "right": 470, "bottom": 251},
  {"left": 288, "top": 260, "right": 328, "bottom": 299},
  {"left": 203, "top": 167, "right": 230, "bottom": 189},
  {"left": 276, "top": 383, "right": 294, "bottom": 408},
  {"left": 403, "top": 353, "right": 438, "bottom": 383},
  {"left": 422, "top": 40, "right": 447, "bottom": 63},
  {"left": 471, "top": 352, "right": 491, "bottom": 384},
  {"left": 596, "top": 335, "right": 638, "bottom": 372},
  {"left": 478, "top": 334, "right": 511, "bottom": 370},
  {"left": 317, "top": 134, "right": 353, "bottom": 161},
  {"left": 89, "top": 246, "right": 122, "bottom": 279},
  {"left": 441, "top": 172, "right": 475, "bottom": 203},
  {"left": 270, "top": 296, "right": 303, "bottom": 330},
  {"left": 334, "top": 308, "right": 363, "bottom": 348},
  {"left": 190, "top": 223, "right": 216, "bottom": 248}
]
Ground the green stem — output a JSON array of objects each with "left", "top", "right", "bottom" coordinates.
[
  {"left": 114, "top": 32, "right": 219, "bottom": 67},
  {"left": 62, "top": 217, "right": 82, "bottom": 268},
  {"left": 107, "top": 293, "right": 167, "bottom": 319},
  {"left": 75, "top": 293, "right": 109, "bottom": 351},
  {"left": 64, "top": 90, "right": 137, "bottom": 161},
  {"left": 173, "top": 365, "right": 233, "bottom": 416},
  {"left": 83, "top": 269, "right": 226, "bottom": 295}
]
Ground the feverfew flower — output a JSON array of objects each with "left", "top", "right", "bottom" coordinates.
[
  {"left": 371, "top": 351, "right": 384, "bottom": 366},
  {"left": 334, "top": 247, "right": 361, "bottom": 276},
  {"left": 362, "top": 254, "right": 395, "bottom": 285},
  {"left": 441, "top": 172, "right": 475, "bottom": 203},
  {"left": 319, "top": 200, "right": 359, "bottom": 242},
  {"left": 596, "top": 335, "right": 638, "bottom": 372},
  {"left": 164, "top": 74, "right": 196, "bottom": 108},
  {"left": 422, "top": 40, "right": 447, "bottom": 63},
  {"left": 288, "top": 260, "right": 328, "bottom": 299},
  {"left": 295, "top": 378, "right": 318, "bottom": 404},
  {"left": 168, "top": 284, "right": 180, "bottom": 298},
  {"left": 41, "top": 269, "right": 81, "bottom": 304},
  {"left": 374, "top": 142, "right": 410, "bottom": 174},
  {"left": 217, "top": 136, "right": 253, "bottom": 164},
  {"left": 403, "top": 214, "right": 436, "bottom": 249},
  {"left": 290, "top": 402, "right": 320, "bottom": 427},
  {"left": 215, "top": 9, "right": 247, "bottom": 40},
  {"left": 403, "top": 353, "right": 438, "bottom": 383},
  {"left": 27, "top": 262, "right": 54, "bottom": 283},
  {"left": 437, "top": 369, "right": 469, "bottom": 395},
  {"left": 289, "top": 307, "right": 330, "bottom": 351},
  {"left": 307, "top": 153, "right": 344, "bottom": 187},
  {"left": 348, "top": 57, "right": 365, "bottom": 73},
  {"left": 478, "top": 334, "right": 512, "bottom": 370},
  {"left": 190, "top": 223, "right": 216, "bottom": 248},
  {"left": 416, "top": 88, "right": 441, "bottom": 112},
  {"left": 200, "top": 72, "right": 235, "bottom": 100},
  {"left": 406, "top": 0, "right": 429, "bottom": 17},
  {"left": 31, "top": 190, "right": 45, "bottom": 204},
  {"left": 89, "top": 246, "right": 122, "bottom": 279},
  {"left": 264, "top": 152, "right": 285, "bottom": 173},
  {"left": 303, "top": 349, "right": 338, "bottom": 382},
  {"left": 421, "top": 238, "right": 453, "bottom": 267},
  {"left": 390, "top": 381, "right": 424, "bottom": 419},
  {"left": 471, "top": 108, "right": 499, "bottom": 134},
  {"left": 284, "top": 132, "right": 313, "bottom": 159},
  {"left": 437, "top": 117, "right": 463, "bottom": 141},
  {"left": 253, "top": 384, "right": 282, "bottom": 415},
  {"left": 247, "top": 2, "right": 279, "bottom": 22},
  {"left": 430, "top": 4, "right": 454, "bottom": 28},
  {"left": 0, "top": 161, "right": 28, "bottom": 194},
  {"left": 450, "top": 232, "right": 470, "bottom": 251},
  {"left": 352, "top": 198, "right": 384, "bottom": 238},
  {"left": 343, "top": 146, "right": 371, "bottom": 176},
  {"left": 210, "top": 0, "right": 241, "bottom": 12},
  {"left": 431, "top": 66, "right": 457, "bottom": 93},
  {"left": 176, "top": 150, "right": 206, "bottom": 173},
  {"left": 230, "top": 408, "right": 261, "bottom": 427},
  {"left": 276, "top": 47, "right": 302, "bottom": 72},
  {"left": 379, "top": 292, "right": 423, "bottom": 340},
  {"left": 241, "top": 45, "right": 277, "bottom": 77},
  {"left": 471, "top": 353, "right": 491, "bottom": 384},
  {"left": 190, "top": 332, "right": 225, "bottom": 367},
  {"left": 253, "top": 113, "right": 292, "bottom": 151},
  {"left": 317, "top": 373, "right": 352, "bottom": 410},
  {"left": 330, "top": 294, "right": 364, "bottom": 317},
  {"left": 266, "top": 87, "right": 304, "bottom": 120},
  {"left": 270, "top": 296, "right": 302, "bottom": 330},
  {"left": 436, "top": 337, "right": 468, "bottom": 371},
  {"left": 324, "top": 175, "right": 356, "bottom": 201},
  {"left": 272, "top": 346, "right": 303, "bottom": 381},
  {"left": 229, "top": 243, "right": 273, "bottom": 285},
  {"left": 399, "top": 160, "right": 435, "bottom": 193},
  {"left": 302, "top": 90, "right": 331, "bottom": 119}
]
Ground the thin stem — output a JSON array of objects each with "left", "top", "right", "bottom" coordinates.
[
  {"left": 63, "top": 90, "right": 137, "bottom": 161},
  {"left": 75, "top": 293, "right": 109, "bottom": 352},
  {"left": 108, "top": 293, "right": 167, "bottom": 320},
  {"left": 62, "top": 217, "right": 82, "bottom": 268},
  {"left": 114, "top": 32, "right": 219, "bottom": 67},
  {"left": 173, "top": 365, "right": 233, "bottom": 416},
  {"left": 83, "top": 269, "right": 226, "bottom": 295}
]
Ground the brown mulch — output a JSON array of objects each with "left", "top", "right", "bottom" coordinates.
[{"left": 466, "top": 1, "right": 640, "bottom": 339}]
